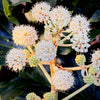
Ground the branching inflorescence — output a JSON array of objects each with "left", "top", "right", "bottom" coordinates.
[{"left": 5, "top": 2, "right": 100, "bottom": 100}]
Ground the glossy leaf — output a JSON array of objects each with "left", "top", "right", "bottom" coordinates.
[
  {"left": 58, "top": 47, "right": 72, "bottom": 55},
  {"left": 2, "top": 0, "right": 20, "bottom": 24},
  {"left": 89, "top": 9, "right": 100, "bottom": 22},
  {"left": 89, "top": 29, "right": 100, "bottom": 42},
  {"left": 46, "top": 0, "right": 57, "bottom": 6},
  {"left": 10, "top": 0, "right": 31, "bottom": 6}
]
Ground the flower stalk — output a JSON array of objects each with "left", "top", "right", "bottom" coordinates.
[
  {"left": 55, "top": 43, "right": 75, "bottom": 47},
  {"left": 50, "top": 58, "right": 58, "bottom": 100},
  {"left": 39, "top": 63, "right": 51, "bottom": 84},
  {"left": 62, "top": 84, "right": 90, "bottom": 100}
]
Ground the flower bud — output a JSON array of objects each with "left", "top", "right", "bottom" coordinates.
[
  {"left": 88, "top": 66, "right": 97, "bottom": 74},
  {"left": 26, "top": 92, "right": 41, "bottom": 100},
  {"left": 75, "top": 54, "right": 86, "bottom": 66},
  {"left": 83, "top": 74, "right": 94, "bottom": 84},
  {"left": 43, "top": 92, "right": 55, "bottom": 100},
  {"left": 29, "top": 55, "right": 39, "bottom": 67}
]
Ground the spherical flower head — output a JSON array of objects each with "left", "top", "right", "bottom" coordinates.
[
  {"left": 23, "top": 49, "right": 31, "bottom": 59},
  {"left": 89, "top": 66, "right": 97, "bottom": 74},
  {"left": 26, "top": 92, "right": 41, "bottom": 100},
  {"left": 83, "top": 74, "right": 94, "bottom": 84},
  {"left": 69, "top": 15, "right": 90, "bottom": 34},
  {"left": 36, "top": 40, "right": 56, "bottom": 62},
  {"left": 32, "top": 2, "right": 51, "bottom": 22},
  {"left": 71, "top": 33, "right": 90, "bottom": 53},
  {"left": 12, "top": 25, "right": 38, "bottom": 47},
  {"left": 6, "top": 48, "right": 26, "bottom": 71},
  {"left": 52, "top": 70, "right": 74, "bottom": 91},
  {"left": 43, "top": 92, "right": 55, "bottom": 100},
  {"left": 91, "top": 50, "right": 100, "bottom": 70},
  {"left": 50, "top": 6, "right": 71, "bottom": 27},
  {"left": 75, "top": 54, "right": 86, "bottom": 66},
  {"left": 29, "top": 55, "right": 39, "bottom": 67}
]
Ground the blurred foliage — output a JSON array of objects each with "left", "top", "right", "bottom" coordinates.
[
  {"left": 0, "top": 0, "right": 100, "bottom": 100},
  {"left": 89, "top": 9, "right": 100, "bottom": 22}
]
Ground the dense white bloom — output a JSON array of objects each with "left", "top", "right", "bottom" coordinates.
[
  {"left": 50, "top": 6, "right": 71, "bottom": 27},
  {"left": 44, "top": 6, "right": 71, "bottom": 40},
  {"left": 91, "top": 50, "right": 100, "bottom": 70},
  {"left": 32, "top": 2, "right": 51, "bottom": 22},
  {"left": 6, "top": 48, "right": 26, "bottom": 71},
  {"left": 36, "top": 40, "right": 56, "bottom": 62},
  {"left": 71, "top": 33, "right": 90, "bottom": 53},
  {"left": 69, "top": 15, "right": 90, "bottom": 34},
  {"left": 52, "top": 70, "right": 74, "bottom": 91},
  {"left": 12, "top": 25, "right": 38, "bottom": 47}
]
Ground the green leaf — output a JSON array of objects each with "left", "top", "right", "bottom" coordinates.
[
  {"left": 2, "top": 0, "right": 20, "bottom": 24},
  {"left": 2, "top": 0, "right": 10, "bottom": 17},
  {"left": 15, "top": 96, "right": 25, "bottom": 100},
  {"left": 0, "top": 65, "right": 2, "bottom": 71},
  {"left": 58, "top": 47, "right": 72, "bottom": 55},
  {"left": 10, "top": 0, "right": 31, "bottom": 6},
  {"left": 46, "top": 0, "right": 57, "bottom": 6},
  {"left": 8, "top": 16, "right": 20, "bottom": 24},
  {"left": 89, "top": 29, "right": 100, "bottom": 41},
  {"left": 89, "top": 9, "right": 100, "bottom": 22}
]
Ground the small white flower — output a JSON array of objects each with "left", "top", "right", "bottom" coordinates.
[
  {"left": 91, "top": 50, "right": 100, "bottom": 70},
  {"left": 50, "top": 6, "right": 71, "bottom": 27},
  {"left": 6, "top": 48, "right": 26, "bottom": 71},
  {"left": 36, "top": 40, "right": 56, "bottom": 62},
  {"left": 69, "top": 15, "right": 90, "bottom": 34},
  {"left": 32, "top": 2, "right": 51, "bottom": 22},
  {"left": 71, "top": 33, "right": 90, "bottom": 53},
  {"left": 52, "top": 70, "right": 74, "bottom": 91},
  {"left": 12, "top": 25, "right": 37, "bottom": 47}
]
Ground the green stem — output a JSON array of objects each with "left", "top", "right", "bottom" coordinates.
[
  {"left": 0, "top": 44, "right": 12, "bottom": 48},
  {"left": 39, "top": 63, "right": 51, "bottom": 84},
  {"left": 62, "top": 84, "right": 90, "bottom": 100}
]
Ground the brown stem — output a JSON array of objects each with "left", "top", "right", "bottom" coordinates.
[{"left": 50, "top": 58, "right": 58, "bottom": 100}]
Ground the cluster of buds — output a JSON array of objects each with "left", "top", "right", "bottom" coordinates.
[
  {"left": 75, "top": 50, "right": 100, "bottom": 86},
  {"left": 5, "top": 1, "right": 100, "bottom": 100}
]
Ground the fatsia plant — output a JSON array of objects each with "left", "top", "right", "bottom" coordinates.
[{"left": 2, "top": 1, "right": 100, "bottom": 100}]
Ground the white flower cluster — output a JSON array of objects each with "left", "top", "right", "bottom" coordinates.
[
  {"left": 91, "top": 50, "right": 100, "bottom": 70},
  {"left": 52, "top": 70, "right": 74, "bottom": 91},
  {"left": 69, "top": 15, "right": 90, "bottom": 34},
  {"left": 32, "top": 2, "right": 51, "bottom": 22},
  {"left": 69, "top": 15, "right": 91, "bottom": 53},
  {"left": 6, "top": 48, "right": 26, "bottom": 71},
  {"left": 50, "top": 6, "right": 71, "bottom": 28},
  {"left": 71, "top": 33, "right": 90, "bottom": 53},
  {"left": 36, "top": 40, "right": 56, "bottom": 62},
  {"left": 12, "top": 25, "right": 38, "bottom": 47},
  {"left": 44, "top": 6, "right": 71, "bottom": 39}
]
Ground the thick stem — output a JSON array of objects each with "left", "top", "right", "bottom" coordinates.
[
  {"left": 39, "top": 63, "right": 51, "bottom": 84},
  {"left": 64, "top": 67, "right": 82, "bottom": 71},
  {"left": 50, "top": 58, "right": 58, "bottom": 100},
  {"left": 55, "top": 43, "right": 75, "bottom": 47},
  {"left": 62, "top": 84, "right": 90, "bottom": 100},
  {"left": 57, "top": 64, "right": 91, "bottom": 71},
  {"left": 27, "top": 46, "right": 35, "bottom": 55}
]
